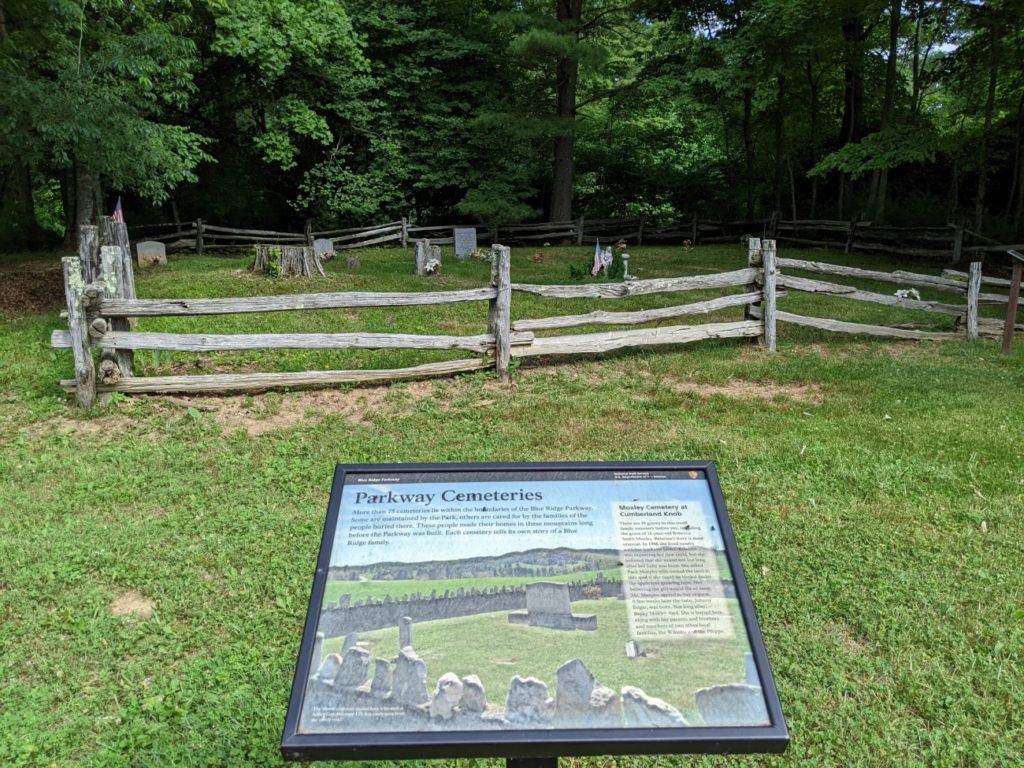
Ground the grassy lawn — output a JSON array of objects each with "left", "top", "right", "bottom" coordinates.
[
  {"left": 1, "top": 242, "right": 1022, "bottom": 766},
  {"left": 321, "top": 598, "right": 749, "bottom": 726},
  {"left": 321, "top": 569, "right": 623, "bottom": 607}
]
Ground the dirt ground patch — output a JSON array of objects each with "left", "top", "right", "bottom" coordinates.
[
  {"left": 0, "top": 266, "right": 63, "bottom": 315},
  {"left": 146, "top": 382, "right": 438, "bottom": 436},
  {"left": 110, "top": 591, "right": 155, "bottom": 619},
  {"left": 669, "top": 377, "right": 825, "bottom": 403}
]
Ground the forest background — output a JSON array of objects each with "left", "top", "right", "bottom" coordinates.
[{"left": 1, "top": 0, "right": 1022, "bottom": 252}]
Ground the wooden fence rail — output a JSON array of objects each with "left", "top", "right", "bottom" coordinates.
[{"left": 54, "top": 228, "right": 1022, "bottom": 406}]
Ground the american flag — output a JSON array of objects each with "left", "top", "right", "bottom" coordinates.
[
  {"left": 591, "top": 238, "right": 602, "bottom": 276},
  {"left": 111, "top": 197, "right": 125, "bottom": 224}
]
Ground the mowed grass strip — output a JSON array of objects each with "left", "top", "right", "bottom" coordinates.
[{"left": 0, "top": 244, "right": 1021, "bottom": 766}]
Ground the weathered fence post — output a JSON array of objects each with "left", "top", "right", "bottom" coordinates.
[
  {"left": 576, "top": 216, "right": 585, "bottom": 246},
  {"left": 488, "top": 244, "right": 512, "bottom": 382},
  {"left": 111, "top": 221, "right": 137, "bottom": 304},
  {"left": 1001, "top": 253, "right": 1023, "bottom": 354},
  {"left": 761, "top": 239, "right": 778, "bottom": 352},
  {"left": 196, "top": 218, "right": 205, "bottom": 256},
  {"left": 304, "top": 219, "right": 313, "bottom": 247},
  {"left": 62, "top": 257, "right": 97, "bottom": 408},
  {"left": 79, "top": 225, "right": 99, "bottom": 283},
  {"left": 844, "top": 218, "right": 858, "bottom": 254},
  {"left": 691, "top": 213, "right": 699, "bottom": 246},
  {"left": 98, "top": 215, "right": 114, "bottom": 248},
  {"left": 98, "top": 245, "right": 134, "bottom": 379},
  {"left": 966, "top": 261, "right": 981, "bottom": 341},
  {"left": 951, "top": 223, "right": 964, "bottom": 266},
  {"left": 637, "top": 214, "right": 646, "bottom": 246},
  {"left": 744, "top": 237, "right": 762, "bottom": 326},
  {"left": 401, "top": 217, "right": 408, "bottom": 249}
]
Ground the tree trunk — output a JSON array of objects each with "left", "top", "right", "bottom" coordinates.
[
  {"left": 974, "top": 25, "right": 1000, "bottom": 233},
  {"left": 549, "top": 0, "right": 582, "bottom": 223},
  {"left": 74, "top": 159, "right": 99, "bottom": 232},
  {"left": 806, "top": 61, "right": 820, "bottom": 219},
  {"left": 60, "top": 168, "right": 75, "bottom": 249},
  {"left": 873, "top": 0, "right": 902, "bottom": 223},
  {"left": 774, "top": 74, "right": 785, "bottom": 216},
  {"left": 743, "top": 87, "right": 754, "bottom": 220},
  {"left": 1004, "top": 89, "right": 1023, "bottom": 222}
]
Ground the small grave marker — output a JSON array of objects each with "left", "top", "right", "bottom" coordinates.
[{"left": 136, "top": 241, "right": 166, "bottom": 267}]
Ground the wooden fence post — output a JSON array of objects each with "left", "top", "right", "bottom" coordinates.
[
  {"left": 951, "top": 223, "right": 964, "bottom": 266},
  {"left": 305, "top": 219, "right": 313, "bottom": 247},
  {"left": 1001, "top": 255, "right": 1023, "bottom": 354},
  {"left": 637, "top": 214, "right": 646, "bottom": 246},
  {"left": 196, "top": 218, "right": 204, "bottom": 256},
  {"left": 62, "top": 256, "right": 97, "bottom": 408},
  {"left": 845, "top": 218, "right": 858, "bottom": 254},
  {"left": 966, "top": 261, "right": 981, "bottom": 341},
  {"left": 489, "top": 244, "right": 512, "bottom": 382},
  {"left": 79, "top": 225, "right": 99, "bottom": 283},
  {"left": 401, "top": 217, "right": 408, "bottom": 249},
  {"left": 98, "top": 245, "right": 134, "bottom": 379},
  {"left": 98, "top": 215, "right": 113, "bottom": 247},
  {"left": 761, "top": 239, "right": 778, "bottom": 352},
  {"left": 744, "top": 237, "right": 762, "bottom": 326},
  {"left": 111, "top": 221, "right": 137, "bottom": 303},
  {"left": 691, "top": 213, "right": 699, "bottom": 246},
  {"left": 576, "top": 216, "right": 584, "bottom": 246}
]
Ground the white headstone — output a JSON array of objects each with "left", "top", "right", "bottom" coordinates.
[
  {"left": 313, "top": 238, "right": 335, "bottom": 259},
  {"left": 453, "top": 228, "right": 478, "bottom": 260},
  {"left": 136, "top": 241, "right": 166, "bottom": 267}
]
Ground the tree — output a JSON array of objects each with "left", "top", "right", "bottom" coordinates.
[{"left": 0, "top": 0, "right": 208, "bottom": 245}]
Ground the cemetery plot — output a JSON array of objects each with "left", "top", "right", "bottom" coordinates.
[{"left": 281, "top": 462, "right": 787, "bottom": 760}]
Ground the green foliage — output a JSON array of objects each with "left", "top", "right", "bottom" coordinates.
[{"left": 810, "top": 126, "right": 942, "bottom": 179}]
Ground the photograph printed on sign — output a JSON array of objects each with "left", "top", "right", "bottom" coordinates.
[{"left": 298, "top": 470, "right": 771, "bottom": 733}]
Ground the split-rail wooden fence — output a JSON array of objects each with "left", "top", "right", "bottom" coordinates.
[
  {"left": 53, "top": 233, "right": 1019, "bottom": 407},
  {"left": 133, "top": 213, "right": 1024, "bottom": 265}
]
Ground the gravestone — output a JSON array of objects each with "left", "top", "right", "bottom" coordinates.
[
  {"left": 313, "top": 238, "right": 336, "bottom": 260},
  {"left": 391, "top": 648, "right": 428, "bottom": 708},
  {"left": 695, "top": 684, "right": 770, "bottom": 726},
  {"left": 622, "top": 686, "right": 688, "bottom": 727},
  {"left": 505, "top": 676, "right": 553, "bottom": 724},
  {"left": 460, "top": 675, "right": 486, "bottom": 713},
  {"left": 342, "top": 633, "right": 359, "bottom": 654},
  {"left": 508, "top": 582, "right": 597, "bottom": 631},
  {"left": 429, "top": 673, "right": 464, "bottom": 720},
  {"left": 370, "top": 658, "right": 392, "bottom": 699},
  {"left": 399, "top": 617, "right": 413, "bottom": 650},
  {"left": 453, "top": 228, "right": 477, "bottom": 260},
  {"left": 136, "top": 241, "right": 166, "bottom": 266},
  {"left": 335, "top": 647, "right": 370, "bottom": 689}
]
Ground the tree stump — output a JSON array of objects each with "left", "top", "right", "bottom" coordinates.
[{"left": 253, "top": 245, "right": 325, "bottom": 277}]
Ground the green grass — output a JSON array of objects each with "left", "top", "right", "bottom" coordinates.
[
  {"left": 0, "top": 243, "right": 1022, "bottom": 766},
  {"left": 321, "top": 598, "right": 749, "bottom": 725},
  {"left": 322, "top": 569, "right": 623, "bottom": 607}
]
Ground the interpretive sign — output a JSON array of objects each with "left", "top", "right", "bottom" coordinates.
[{"left": 281, "top": 462, "right": 787, "bottom": 761}]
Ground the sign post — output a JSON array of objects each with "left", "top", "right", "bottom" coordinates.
[
  {"left": 281, "top": 462, "right": 788, "bottom": 761},
  {"left": 1001, "top": 250, "right": 1023, "bottom": 354}
]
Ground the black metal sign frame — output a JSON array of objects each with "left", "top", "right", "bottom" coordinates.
[{"left": 281, "top": 461, "right": 788, "bottom": 761}]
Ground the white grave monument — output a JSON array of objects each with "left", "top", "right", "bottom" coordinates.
[
  {"left": 312, "top": 238, "right": 335, "bottom": 260},
  {"left": 453, "top": 227, "right": 478, "bottom": 260},
  {"left": 136, "top": 241, "right": 166, "bottom": 267}
]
